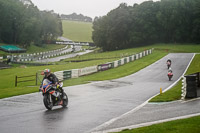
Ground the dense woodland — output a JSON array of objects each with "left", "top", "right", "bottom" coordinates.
[
  {"left": 0, "top": 0, "right": 63, "bottom": 48},
  {"left": 92, "top": 0, "right": 200, "bottom": 51},
  {"left": 1, "top": 0, "right": 200, "bottom": 51}
]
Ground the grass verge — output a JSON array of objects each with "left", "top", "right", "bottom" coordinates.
[
  {"left": 26, "top": 44, "right": 66, "bottom": 53},
  {"left": 117, "top": 115, "right": 200, "bottom": 133},
  {"left": 149, "top": 80, "right": 182, "bottom": 102}
]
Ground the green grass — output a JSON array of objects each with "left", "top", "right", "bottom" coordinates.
[
  {"left": 62, "top": 47, "right": 149, "bottom": 62},
  {"left": 149, "top": 80, "right": 182, "bottom": 102},
  {"left": 116, "top": 115, "right": 200, "bottom": 133},
  {"left": 26, "top": 44, "right": 66, "bottom": 53},
  {"left": 185, "top": 54, "right": 200, "bottom": 75},
  {"left": 152, "top": 43, "right": 200, "bottom": 53},
  {"left": 62, "top": 20, "right": 93, "bottom": 42},
  {"left": 0, "top": 43, "right": 200, "bottom": 99}
]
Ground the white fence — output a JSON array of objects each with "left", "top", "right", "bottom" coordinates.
[{"left": 51, "top": 48, "right": 154, "bottom": 80}]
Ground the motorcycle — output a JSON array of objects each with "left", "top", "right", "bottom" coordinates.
[
  {"left": 40, "top": 79, "right": 68, "bottom": 110},
  {"left": 167, "top": 72, "right": 173, "bottom": 81},
  {"left": 167, "top": 61, "right": 171, "bottom": 69}
]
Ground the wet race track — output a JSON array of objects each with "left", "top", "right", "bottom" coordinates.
[{"left": 0, "top": 53, "right": 194, "bottom": 133}]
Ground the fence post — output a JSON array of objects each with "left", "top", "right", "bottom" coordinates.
[
  {"left": 36, "top": 73, "right": 38, "bottom": 85},
  {"left": 15, "top": 76, "right": 17, "bottom": 87}
]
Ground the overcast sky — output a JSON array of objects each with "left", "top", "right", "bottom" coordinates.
[{"left": 31, "top": 0, "right": 160, "bottom": 19}]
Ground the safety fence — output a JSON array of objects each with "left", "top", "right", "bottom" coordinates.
[
  {"left": 50, "top": 48, "right": 153, "bottom": 81},
  {"left": 4, "top": 45, "right": 81, "bottom": 62},
  {"left": 15, "top": 73, "right": 37, "bottom": 87}
]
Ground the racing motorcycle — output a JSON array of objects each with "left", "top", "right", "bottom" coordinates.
[
  {"left": 40, "top": 79, "right": 68, "bottom": 110},
  {"left": 167, "top": 72, "right": 173, "bottom": 81},
  {"left": 167, "top": 61, "right": 171, "bottom": 69}
]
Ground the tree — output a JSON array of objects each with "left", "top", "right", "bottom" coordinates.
[
  {"left": 92, "top": 0, "right": 200, "bottom": 51},
  {"left": 0, "top": 0, "right": 63, "bottom": 47}
]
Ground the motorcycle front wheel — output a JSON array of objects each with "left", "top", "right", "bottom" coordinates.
[
  {"left": 62, "top": 92, "right": 68, "bottom": 108},
  {"left": 43, "top": 94, "right": 53, "bottom": 110}
]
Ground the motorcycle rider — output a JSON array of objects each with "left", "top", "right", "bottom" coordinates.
[
  {"left": 166, "top": 58, "right": 172, "bottom": 69},
  {"left": 167, "top": 67, "right": 173, "bottom": 80},
  {"left": 168, "top": 67, "right": 173, "bottom": 73},
  {"left": 40, "top": 69, "right": 64, "bottom": 98}
]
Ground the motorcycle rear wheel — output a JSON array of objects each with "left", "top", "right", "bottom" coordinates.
[
  {"left": 168, "top": 75, "right": 172, "bottom": 81},
  {"left": 43, "top": 94, "right": 53, "bottom": 110}
]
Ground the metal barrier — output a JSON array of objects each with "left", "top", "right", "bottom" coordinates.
[{"left": 15, "top": 73, "right": 37, "bottom": 87}]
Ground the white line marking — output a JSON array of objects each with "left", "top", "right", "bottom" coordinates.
[{"left": 93, "top": 113, "right": 200, "bottom": 133}]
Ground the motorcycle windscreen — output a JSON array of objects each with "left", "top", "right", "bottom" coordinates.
[{"left": 42, "top": 79, "right": 51, "bottom": 88}]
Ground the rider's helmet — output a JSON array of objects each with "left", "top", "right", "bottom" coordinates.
[{"left": 44, "top": 69, "right": 51, "bottom": 76}]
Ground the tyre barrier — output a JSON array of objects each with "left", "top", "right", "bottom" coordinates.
[
  {"left": 182, "top": 72, "right": 200, "bottom": 99},
  {"left": 181, "top": 77, "right": 187, "bottom": 100}
]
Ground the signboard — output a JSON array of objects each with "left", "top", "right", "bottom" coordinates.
[{"left": 98, "top": 63, "right": 112, "bottom": 71}]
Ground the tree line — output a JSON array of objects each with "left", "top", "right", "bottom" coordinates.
[
  {"left": 92, "top": 0, "right": 200, "bottom": 51},
  {"left": 61, "top": 13, "right": 92, "bottom": 22},
  {"left": 0, "top": 0, "right": 63, "bottom": 48}
]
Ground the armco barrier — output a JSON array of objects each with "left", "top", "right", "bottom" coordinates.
[
  {"left": 129, "top": 56, "right": 132, "bottom": 62},
  {"left": 126, "top": 57, "right": 130, "bottom": 63},
  {"left": 98, "top": 63, "right": 113, "bottom": 71},
  {"left": 121, "top": 58, "right": 124, "bottom": 65},
  {"left": 139, "top": 52, "right": 143, "bottom": 58},
  {"left": 118, "top": 60, "right": 121, "bottom": 66},
  {"left": 114, "top": 60, "right": 118, "bottom": 68},
  {"left": 79, "top": 66, "right": 98, "bottom": 76},
  {"left": 146, "top": 50, "right": 149, "bottom": 55},
  {"left": 63, "top": 70, "right": 71, "bottom": 79},
  {"left": 51, "top": 48, "right": 153, "bottom": 81},
  {"left": 110, "top": 62, "right": 114, "bottom": 68},
  {"left": 54, "top": 71, "right": 64, "bottom": 81},
  {"left": 124, "top": 57, "right": 127, "bottom": 64},
  {"left": 143, "top": 51, "right": 146, "bottom": 56},
  {"left": 181, "top": 77, "right": 187, "bottom": 99},
  {"left": 54, "top": 70, "right": 72, "bottom": 81},
  {"left": 5, "top": 45, "right": 73, "bottom": 62},
  {"left": 136, "top": 54, "right": 139, "bottom": 60},
  {"left": 71, "top": 69, "right": 79, "bottom": 78}
]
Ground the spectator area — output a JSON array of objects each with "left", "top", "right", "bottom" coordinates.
[{"left": 0, "top": 45, "right": 26, "bottom": 53}]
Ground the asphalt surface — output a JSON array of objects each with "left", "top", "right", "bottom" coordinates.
[
  {"left": 0, "top": 53, "right": 196, "bottom": 133},
  {"left": 36, "top": 49, "right": 93, "bottom": 63},
  {"left": 36, "top": 36, "right": 91, "bottom": 63},
  {"left": 92, "top": 98, "right": 200, "bottom": 133}
]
